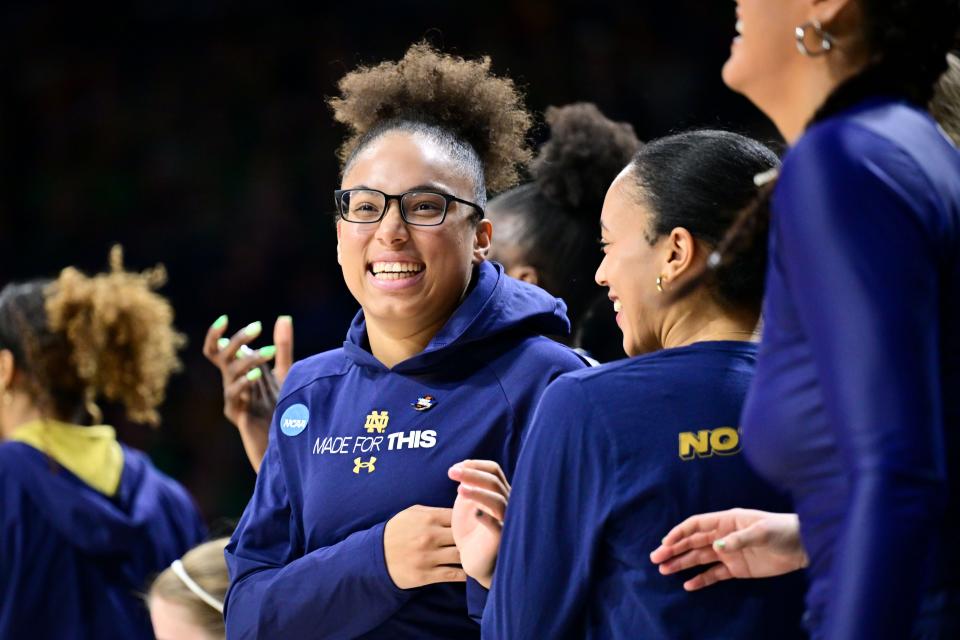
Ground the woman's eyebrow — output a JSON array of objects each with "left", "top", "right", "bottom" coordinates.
[
  {"left": 342, "top": 183, "right": 452, "bottom": 193},
  {"left": 406, "top": 183, "right": 451, "bottom": 193}
]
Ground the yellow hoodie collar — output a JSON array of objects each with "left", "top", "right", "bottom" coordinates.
[{"left": 9, "top": 420, "right": 124, "bottom": 497}]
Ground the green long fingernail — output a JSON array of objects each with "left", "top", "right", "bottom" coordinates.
[
  {"left": 259, "top": 345, "right": 277, "bottom": 359},
  {"left": 217, "top": 337, "right": 230, "bottom": 350},
  {"left": 278, "top": 315, "right": 292, "bottom": 325},
  {"left": 713, "top": 539, "right": 726, "bottom": 551},
  {"left": 246, "top": 368, "right": 263, "bottom": 381},
  {"left": 212, "top": 314, "right": 228, "bottom": 330},
  {"left": 236, "top": 345, "right": 255, "bottom": 359},
  {"left": 244, "top": 321, "right": 262, "bottom": 337}
]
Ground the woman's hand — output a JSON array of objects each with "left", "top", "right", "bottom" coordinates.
[
  {"left": 649, "top": 508, "right": 808, "bottom": 591},
  {"left": 203, "top": 315, "right": 294, "bottom": 473},
  {"left": 383, "top": 505, "right": 466, "bottom": 589},
  {"left": 448, "top": 460, "right": 511, "bottom": 589}
]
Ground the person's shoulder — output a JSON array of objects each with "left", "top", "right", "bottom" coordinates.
[
  {"left": 121, "top": 446, "right": 195, "bottom": 503},
  {"left": 517, "top": 334, "right": 589, "bottom": 368},
  {"left": 0, "top": 441, "right": 44, "bottom": 480},
  {"left": 487, "top": 333, "right": 588, "bottom": 371},
  {"left": 788, "top": 100, "right": 943, "bottom": 176},
  {"left": 561, "top": 342, "right": 755, "bottom": 397},
  {"left": 278, "top": 348, "right": 352, "bottom": 401}
]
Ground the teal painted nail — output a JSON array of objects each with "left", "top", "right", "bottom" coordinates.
[
  {"left": 244, "top": 321, "right": 262, "bottom": 337},
  {"left": 246, "top": 368, "right": 263, "bottom": 381},
  {"left": 259, "top": 345, "right": 277, "bottom": 359},
  {"left": 217, "top": 338, "right": 230, "bottom": 350},
  {"left": 212, "top": 314, "right": 228, "bottom": 330}
]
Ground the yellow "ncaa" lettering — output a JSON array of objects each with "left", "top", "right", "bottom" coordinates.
[{"left": 678, "top": 427, "right": 741, "bottom": 460}]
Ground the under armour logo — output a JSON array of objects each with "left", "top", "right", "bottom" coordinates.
[
  {"left": 353, "top": 456, "right": 377, "bottom": 474},
  {"left": 364, "top": 411, "right": 389, "bottom": 433}
]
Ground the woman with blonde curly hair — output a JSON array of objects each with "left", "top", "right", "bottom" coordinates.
[
  {"left": 0, "top": 247, "right": 206, "bottom": 639},
  {"left": 220, "top": 42, "right": 586, "bottom": 638}
]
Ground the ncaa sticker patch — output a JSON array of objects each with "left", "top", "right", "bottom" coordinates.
[{"left": 280, "top": 403, "right": 310, "bottom": 437}]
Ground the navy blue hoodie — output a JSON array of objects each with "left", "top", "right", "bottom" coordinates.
[
  {"left": 0, "top": 438, "right": 206, "bottom": 639},
  {"left": 224, "top": 261, "right": 587, "bottom": 639}
]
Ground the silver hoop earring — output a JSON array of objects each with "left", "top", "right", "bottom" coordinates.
[{"left": 795, "top": 20, "right": 835, "bottom": 57}]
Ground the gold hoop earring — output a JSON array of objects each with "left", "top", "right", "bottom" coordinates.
[
  {"left": 795, "top": 20, "right": 835, "bottom": 57},
  {"left": 656, "top": 275, "right": 665, "bottom": 293}
]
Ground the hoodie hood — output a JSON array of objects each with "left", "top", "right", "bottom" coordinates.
[
  {"left": 10, "top": 420, "right": 123, "bottom": 496},
  {"left": 343, "top": 261, "right": 571, "bottom": 372},
  {"left": 0, "top": 438, "right": 203, "bottom": 559}
]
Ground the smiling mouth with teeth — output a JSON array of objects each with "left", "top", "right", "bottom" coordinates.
[{"left": 369, "top": 261, "right": 426, "bottom": 280}]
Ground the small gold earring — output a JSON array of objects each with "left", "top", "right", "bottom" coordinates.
[{"left": 656, "top": 275, "right": 665, "bottom": 293}]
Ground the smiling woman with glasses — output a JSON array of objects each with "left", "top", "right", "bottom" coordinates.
[{"left": 219, "top": 42, "right": 587, "bottom": 639}]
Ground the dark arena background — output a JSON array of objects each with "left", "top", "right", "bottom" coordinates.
[{"left": 0, "top": 1, "right": 779, "bottom": 527}]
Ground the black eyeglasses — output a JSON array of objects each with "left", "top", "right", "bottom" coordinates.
[{"left": 333, "top": 188, "right": 484, "bottom": 227}]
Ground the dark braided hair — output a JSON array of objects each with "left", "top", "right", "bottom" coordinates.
[
  {"left": 678, "top": 1, "right": 960, "bottom": 301},
  {"left": 488, "top": 103, "right": 641, "bottom": 327}
]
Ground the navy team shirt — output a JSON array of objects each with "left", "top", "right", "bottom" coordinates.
[
  {"left": 481, "top": 341, "right": 807, "bottom": 639},
  {"left": 224, "top": 261, "right": 586, "bottom": 639}
]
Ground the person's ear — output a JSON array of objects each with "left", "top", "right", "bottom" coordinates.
[
  {"left": 659, "top": 227, "right": 698, "bottom": 289},
  {"left": 472, "top": 219, "right": 493, "bottom": 264},
  {"left": 336, "top": 221, "right": 343, "bottom": 266},
  {"left": 0, "top": 350, "right": 14, "bottom": 390},
  {"left": 809, "top": 0, "right": 856, "bottom": 26},
  {"left": 506, "top": 265, "right": 540, "bottom": 286}
]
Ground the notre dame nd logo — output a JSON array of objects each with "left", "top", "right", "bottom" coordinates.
[
  {"left": 678, "top": 427, "right": 741, "bottom": 460},
  {"left": 364, "top": 411, "right": 389, "bottom": 433}
]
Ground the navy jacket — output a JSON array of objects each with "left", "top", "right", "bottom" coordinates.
[
  {"left": 742, "top": 98, "right": 960, "bottom": 639},
  {"left": 224, "top": 261, "right": 587, "bottom": 639},
  {"left": 0, "top": 442, "right": 206, "bottom": 639}
]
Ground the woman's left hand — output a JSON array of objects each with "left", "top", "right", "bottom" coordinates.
[{"left": 448, "top": 460, "right": 511, "bottom": 589}]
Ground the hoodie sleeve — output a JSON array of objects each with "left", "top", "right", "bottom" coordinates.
[
  {"left": 224, "top": 440, "right": 413, "bottom": 639},
  {"left": 482, "top": 376, "right": 615, "bottom": 639},
  {"left": 775, "top": 124, "right": 948, "bottom": 640}
]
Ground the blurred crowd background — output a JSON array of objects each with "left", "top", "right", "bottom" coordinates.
[{"left": 0, "top": 0, "right": 780, "bottom": 527}]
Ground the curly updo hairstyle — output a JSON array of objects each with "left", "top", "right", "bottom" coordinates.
[
  {"left": 488, "top": 103, "right": 641, "bottom": 326},
  {"left": 328, "top": 42, "right": 533, "bottom": 208},
  {"left": 0, "top": 246, "right": 184, "bottom": 425}
]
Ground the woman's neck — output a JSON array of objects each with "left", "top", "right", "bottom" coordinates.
[
  {"left": 761, "top": 50, "right": 870, "bottom": 144},
  {"left": 1, "top": 398, "right": 50, "bottom": 439},
  {"left": 659, "top": 301, "right": 759, "bottom": 351}
]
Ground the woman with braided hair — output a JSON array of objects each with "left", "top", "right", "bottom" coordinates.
[
  {"left": 222, "top": 43, "right": 586, "bottom": 639},
  {"left": 651, "top": 2, "right": 960, "bottom": 638},
  {"left": 486, "top": 102, "right": 641, "bottom": 362},
  {"left": 0, "top": 247, "right": 206, "bottom": 639}
]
